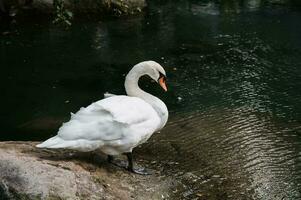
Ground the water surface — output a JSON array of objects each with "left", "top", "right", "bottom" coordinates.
[{"left": 1, "top": 1, "right": 301, "bottom": 199}]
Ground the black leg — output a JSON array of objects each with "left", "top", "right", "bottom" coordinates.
[
  {"left": 125, "top": 152, "right": 134, "bottom": 171},
  {"left": 125, "top": 152, "right": 152, "bottom": 175},
  {"left": 107, "top": 155, "right": 114, "bottom": 163},
  {"left": 107, "top": 154, "right": 127, "bottom": 168}
]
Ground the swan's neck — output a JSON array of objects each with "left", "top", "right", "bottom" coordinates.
[{"left": 125, "top": 70, "right": 168, "bottom": 129}]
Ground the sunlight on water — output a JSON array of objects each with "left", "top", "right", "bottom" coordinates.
[{"left": 1, "top": 1, "right": 301, "bottom": 199}]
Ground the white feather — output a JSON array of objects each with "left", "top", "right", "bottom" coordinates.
[{"left": 104, "top": 92, "right": 115, "bottom": 98}]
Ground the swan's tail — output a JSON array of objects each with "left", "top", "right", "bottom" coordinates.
[
  {"left": 36, "top": 136, "right": 103, "bottom": 152},
  {"left": 36, "top": 136, "right": 65, "bottom": 148}
]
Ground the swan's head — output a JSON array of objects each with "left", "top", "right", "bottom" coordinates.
[
  {"left": 140, "top": 60, "right": 167, "bottom": 92},
  {"left": 126, "top": 60, "right": 168, "bottom": 92}
]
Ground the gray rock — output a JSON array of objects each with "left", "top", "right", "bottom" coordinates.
[{"left": 0, "top": 142, "right": 173, "bottom": 200}]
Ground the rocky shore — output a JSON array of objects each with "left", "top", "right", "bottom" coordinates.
[
  {"left": 0, "top": 0, "right": 146, "bottom": 17},
  {"left": 0, "top": 142, "right": 175, "bottom": 200}
]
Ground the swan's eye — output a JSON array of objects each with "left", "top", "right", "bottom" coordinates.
[{"left": 158, "top": 72, "right": 166, "bottom": 82}]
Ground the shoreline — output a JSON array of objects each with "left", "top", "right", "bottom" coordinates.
[{"left": 0, "top": 141, "right": 176, "bottom": 199}]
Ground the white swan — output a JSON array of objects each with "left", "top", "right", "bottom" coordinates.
[{"left": 36, "top": 61, "right": 168, "bottom": 174}]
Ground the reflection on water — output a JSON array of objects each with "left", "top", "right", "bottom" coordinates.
[
  {"left": 145, "top": 107, "right": 300, "bottom": 199},
  {"left": 1, "top": 1, "right": 301, "bottom": 199}
]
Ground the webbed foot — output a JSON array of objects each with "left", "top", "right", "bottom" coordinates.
[
  {"left": 108, "top": 153, "right": 153, "bottom": 175},
  {"left": 127, "top": 166, "right": 153, "bottom": 175},
  {"left": 125, "top": 152, "right": 153, "bottom": 175},
  {"left": 107, "top": 155, "right": 128, "bottom": 168}
]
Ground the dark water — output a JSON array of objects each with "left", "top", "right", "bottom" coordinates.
[{"left": 1, "top": 1, "right": 301, "bottom": 199}]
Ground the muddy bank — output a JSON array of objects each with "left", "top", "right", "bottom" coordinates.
[{"left": 0, "top": 142, "right": 175, "bottom": 200}]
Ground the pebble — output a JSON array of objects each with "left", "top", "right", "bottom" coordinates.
[
  {"left": 168, "top": 161, "right": 179, "bottom": 165},
  {"left": 183, "top": 189, "right": 193, "bottom": 197},
  {"left": 196, "top": 193, "right": 203, "bottom": 197}
]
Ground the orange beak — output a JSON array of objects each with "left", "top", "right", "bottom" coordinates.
[{"left": 158, "top": 76, "right": 167, "bottom": 92}]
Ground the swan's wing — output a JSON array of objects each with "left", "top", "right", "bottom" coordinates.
[
  {"left": 58, "top": 96, "right": 159, "bottom": 141},
  {"left": 97, "top": 96, "right": 158, "bottom": 125},
  {"left": 104, "top": 92, "right": 116, "bottom": 98},
  {"left": 58, "top": 108, "right": 123, "bottom": 141}
]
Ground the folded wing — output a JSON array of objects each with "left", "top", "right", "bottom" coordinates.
[{"left": 37, "top": 95, "right": 160, "bottom": 150}]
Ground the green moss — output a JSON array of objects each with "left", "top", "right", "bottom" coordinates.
[
  {"left": 53, "top": 0, "right": 73, "bottom": 26},
  {"left": 103, "top": 0, "right": 143, "bottom": 16}
]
